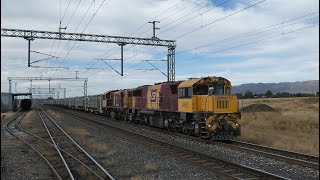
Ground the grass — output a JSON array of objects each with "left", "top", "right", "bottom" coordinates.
[
  {"left": 20, "top": 111, "right": 37, "bottom": 127},
  {"left": 144, "top": 162, "right": 158, "bottom": 173},
  {"left": 66, "top": 127, "right": 91, "bottom": 138},
  {"left": 1, "top": 112, "right": 18, "bottom": 123},
  {"left": 238, "top": 97, "right": 319, "bottom": 156},
  {"left": 80, "top": 139, "right": 116, "bottom": 157},
  {"left": 119, "top": 170, "right": 132, "bottom": 178}
]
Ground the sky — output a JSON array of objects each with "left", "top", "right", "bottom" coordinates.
[{"left": 1, "top": 0, "right": 319, "bottom": 98}]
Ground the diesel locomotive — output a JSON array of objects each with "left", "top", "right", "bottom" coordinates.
[{"left": 46, "top": 76, "right": 241, "bottom": 140}]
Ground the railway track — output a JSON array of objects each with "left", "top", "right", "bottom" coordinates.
[
  {"left": 53, "top": 107, "right": 290, "bottom": 180},
  {"left": 216, "top": 140, "right": 319, "bottom": 170},
  {"left": 4, "top": 111, "right": 61, "bottom": 179},
  {"left": 5, "top": 108, "right": 115, "bottom": 180}
]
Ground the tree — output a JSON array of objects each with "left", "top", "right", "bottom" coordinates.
[
  {"left": 235, "top": 93, "right": 243, "bottom": 99},
  {"left": 265, "top": 90, "right": 273, "bottom": 98},
  {"left": 244, "top": 90, "right": 254, "bottom": 99}
]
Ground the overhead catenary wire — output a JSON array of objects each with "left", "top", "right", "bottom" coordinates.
[
  {"left": 118, "top": 15, "right": 319, "bottom": 79},
  {"left": 50, "top": 0, "right": 108, "bottom": 77},
  {"left": 48, "top": 0, "right": 89, "bottom": 73},
  {"left": 157, "top": 0, "right": 232, "bottom": 37},
  {"left": 82, "top": 0, "right": 190, "bottom": 75},
  {"left": 135, "top": 0, "right": 201, "bottom": 38},
  {"left": 94, "top": 0, "right": 187, "bottom": 61},
  {"left": 95, "top": 0, "right": 194, "bottom": 64},
  {"left": 176, "top": 24, "right": 319, "bottom": 64},
  {"left": 174, "top": 0, "right": 268, "bottom": 40},
  {"left": 18, "top": 0, "right": 316, "bottom": 97},
  {"left": 105, "top": 0, "right": 268, "bottom": 71},
  {"left": 46, "top": 0, "right": 83, "bottom": 73},
  {"left": 86, "top": 23, "right": 318, "bottom": 89},
  {"left": 93, "top": 0, "right": 236, "bottom": 77},
  {"left": 150, "top": 12, "right": 319, "bottom": 59}
]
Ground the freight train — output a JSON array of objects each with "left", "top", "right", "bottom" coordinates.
[{"left": 45, "top": 76, "right": 241, "bottom": 140}]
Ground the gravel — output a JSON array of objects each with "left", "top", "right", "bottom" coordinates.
[
  {"left": 1, "top": 112, "right": 55, "bottom": 180},
  {"left": 3, "top": 106, "right": 318, "bottom": 180},
  {"left": 47, "top": 108, "right": 222, "bottom": 180},
  {"left": 57, "top": 108, "right": 319, "bottom": 180}
]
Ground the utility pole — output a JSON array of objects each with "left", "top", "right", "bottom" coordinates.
[
  {"left": 48, "top": 79, "right": 51, "bottom": 97},
  {"left": 148, "top": 21, "right": 160, "bottom": 39},
  {"left": 25, "top": 37, "right": 34, "bottom": 67},
  {"left": 75, "top": 71, "right": 79, "bottom": 79},
  {"left": 59, "top": 21, "right": 67, "bottom": 39},
  {"left": 118, "top": 43, "right": 126, "bottom": 76}
]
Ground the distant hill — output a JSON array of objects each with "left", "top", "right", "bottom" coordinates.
[{"left": 233, "top": 80, "right": 319, "bottom": 94}]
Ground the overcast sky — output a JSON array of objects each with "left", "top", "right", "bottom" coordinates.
[{"left": 1, "top": 0, "right": 319, "bottom": 98}]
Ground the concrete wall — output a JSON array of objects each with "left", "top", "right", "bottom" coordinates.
[{"left": 1, "top": 93, "right": 13, "bottom": 112}]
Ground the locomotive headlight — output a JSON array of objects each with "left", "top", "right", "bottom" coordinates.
[
  {"left": 235, "top": 123, "right": 239, "bottom": 126},
  {"left": 208, "top": 124, "right": 211, "bottom": 128}
]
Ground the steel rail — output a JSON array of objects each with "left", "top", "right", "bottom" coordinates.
[
  {"left": 56, "top": 107, "right": 290, "bottom": 180},
  {"left": 15, "top": 117, "right": 105, "bottom": 180},
  {"left": 37, "top": 109, "right": 75, "bottom": 180},
  {"left": 39, "top": 107, "right": 115, "bottom": 180},
  {"left": 4, "top": 111, "right": 62, "bottom": 180},
  {"left": 224, "top": 140, "right": 319, "bottom": 169}
]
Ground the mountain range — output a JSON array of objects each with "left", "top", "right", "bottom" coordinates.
[{"left": 232, "top": 80, "right": 319, "bottom": 95}]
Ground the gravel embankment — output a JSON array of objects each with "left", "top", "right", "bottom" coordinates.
[
  {"left": 45, "top": 108, "right": 221, "bottom": 180},
  {"left": 56, "top": 108, "right": 319, "bottom": 180}
]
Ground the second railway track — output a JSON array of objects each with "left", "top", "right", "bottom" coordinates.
[
  {"left": 36, "top": 107, "right": 115, "bottom": 180},
  {"left": 51, "top": 106, "right": 291, "bottom": 180},
  {"left": 216, "top": 140, "right": 319, "bottom": 170}
]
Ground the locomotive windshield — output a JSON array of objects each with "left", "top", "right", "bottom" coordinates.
[
  {"left": 226, "top": 86, "right": 231, "bottom": 95},
  {"left": 193, "top": 84, "right": 225, "bottom": 95},
  {"left": 208, "top": 85, "right": 224, "bottom": 95},
  {"left": 193, "top": 85, "right": 208, "bottom": 95}
]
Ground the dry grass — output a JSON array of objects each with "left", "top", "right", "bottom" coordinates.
[
  {"left": 82, "top": 139, "right": 116, "bottom": 156},
  {"left": 144, "top": 162, "right": 158, "bottom": 173},
  {"left": 239, "top": 97, "right": 319, "bottom": 156},
  {"left": 1, "top": 112, "right": 18, "bottom": 123},
  {"left": 101, "top": 159, "right": 118, "bottom": 167},
  {"left": 119, "top": 170, "right": 132, "bottom": 178},
  {"left": 20, "top": 111, "right": 37, "bottom": 127},
  {"left": 66, "top": 127, "right": 91, "bottom": 138}
]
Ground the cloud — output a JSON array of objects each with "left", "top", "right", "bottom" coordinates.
[{"left": 1, "top": 0, "right": 319, "bottom": 97}]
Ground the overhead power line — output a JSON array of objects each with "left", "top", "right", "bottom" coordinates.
[
  {"left": 177, "top": 24, "right": 319, "bottom": 64},
  {"left": 174, "top": 0, "right": 268, "bottom": 40},
  {"left": 52, "top": 0, "right": 108, "bottom": 76},
  {"left": 47, "top": 0, "right": 83, "bottom": 74},
  {"left": 107, "top": 0, "right": 268, "bottom": 70},
  {"left": 125, "top": 14, "right": 319, "bottom": 74},
  {"left": 158, "top": 0, "right": 232, "bottom": 36}
]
